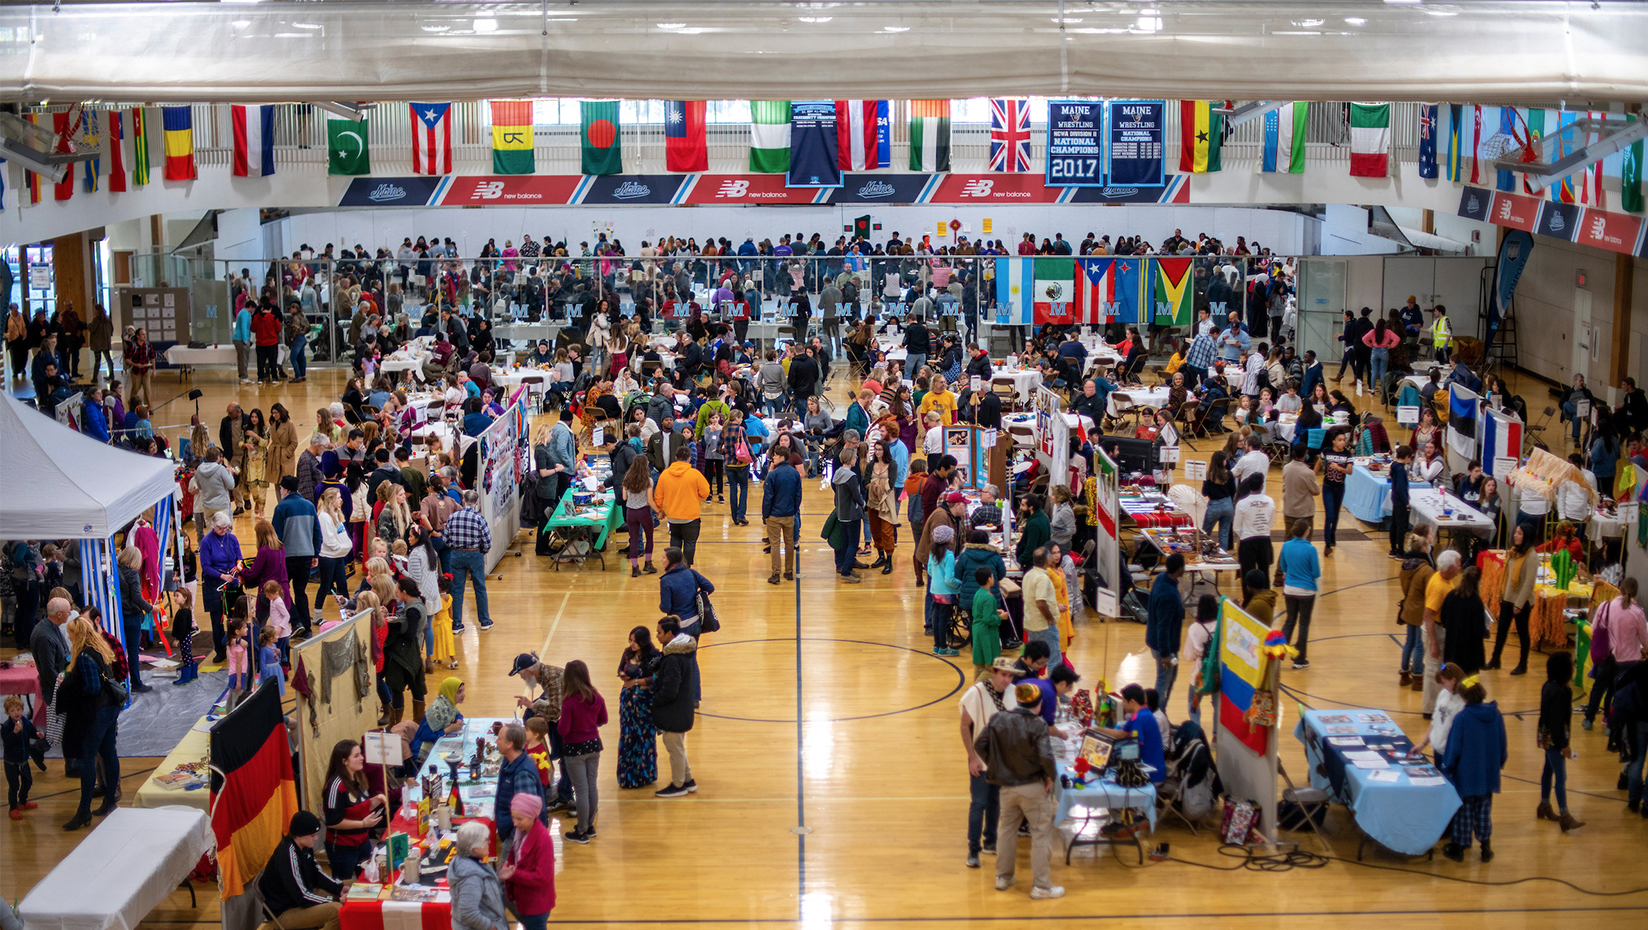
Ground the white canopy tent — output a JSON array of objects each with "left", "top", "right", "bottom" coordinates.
[{"left": 0, "top": 391, "right": 175, "bottom": 539}]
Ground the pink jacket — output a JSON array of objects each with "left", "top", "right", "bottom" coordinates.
[
  {"left": 1362, "top": 328, "right": 1401, "bottom": 349},
  {"left": 504, "top": 819, "right": 556, "bottom": 915}
]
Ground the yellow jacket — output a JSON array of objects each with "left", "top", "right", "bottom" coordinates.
[{"left": 1430, "top": 315, "right": 1452, "bottom": 348}]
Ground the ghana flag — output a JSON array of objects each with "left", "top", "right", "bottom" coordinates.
[
  {"left": 211, "top": 678, "right": 298, "bottom": 898},
  {"left": 1178, "top": 100, "right": 1223, "bottom": 173}
]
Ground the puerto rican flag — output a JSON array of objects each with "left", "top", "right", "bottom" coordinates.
[
  {"left": 989, "top": 98, "right": 1031, "bottom": 173},
  {"left": 230, "top": 104, "right": 275, "bottom": 177},
  {"left": 835, "top": 100, "right": 888, "bottom": 170},
  {"left": 409, "top": 102, "right": 453, "bottom": 175}
]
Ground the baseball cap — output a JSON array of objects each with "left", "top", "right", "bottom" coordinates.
[
  {"left": 945, "top": 491, "right": 968, "bottom": 505},
  {"left": 509, "top": 653, "right": 538, "bottom": 676}
]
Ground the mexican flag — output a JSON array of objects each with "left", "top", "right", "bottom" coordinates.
[
  {"left": 327, "top": 115, "right": 370, "bottom": 175},
  {"left": 1349, "top": 103, "right": 1391, "bottom": 177},
  {"left": 1031, "top": 258, "right": 1074, "bottom": 324},
  {"left": 490, "top": 100, "right": 535, "bottom": 175},
  {"left": 581, "top": 100, "right": 622, "bottom": 176},
  {"left": 750, "top": 101, "right": 791, "bottom": 173},
  {"left": 909, "top": 100, "right": 951, "bottom": 172}
]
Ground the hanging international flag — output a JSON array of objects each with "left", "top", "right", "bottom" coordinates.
[
  {"left": 80, "top": 111, "right": 101, "bottom": 193},
  {"left": 788, "top": 100, "right": 841, "bottom": 188},
  {"left": 580, "top": 100, "right": 622, "bottom": 176},
  {"left": 1348, "top": 103, "right": 1390, "bottom": 177},
  {"left": 1481, "top": 410, "right": 1523, "bottom": 478},
  {"left": 106, "top": 109, "right": 127, "bottom": 192},
  {"left": 0, "top": 155, "right": 6, "bottom": 210},
  {"left": 1151, "top": 257, "right": 1194, "bottom": 326},
  {"left": 231, "top": 104, "right": 276, "bottom": 178},
  {"left": 326, "top": 115, "right": 370, "bottom": 175},
  {"left": 750, "top": 101, "right": 792, "bottom": 173},
  {"left": 989, "top": 98, "right": 1032, "bottom": 173},
  {"left": 1416, "top": 104, "right": 1439, "bottom": 180},
  {"left": 665, "top": 101, "right": 708, "bottom": 172},
  {"left": 51, "top": 112, "right": 76, "bottom": 201},
  {"left": 1586, "top": 110, "right": 1605, "bottom": 207},
  {"left": 1260, "top": 102, "right": 1308, "bottom": 174},
  {"left": 161, "top": 105, "right": 197, "bottom": 181},
  {"left": 130, "top": 107, "right": 151, "bottom": 187},
  {"left": 1555, "top": 110, "right": 1580, "bottom": 203},
  {"left": 209, "top": 680, "right": 299, "bottom": 899},
  {"left": 1494, "top": 107, "right": 1519, "bottom": 192},
  {"left": 1445, "top": 104, "right": 1465, "bottom": 182},
  {"left": 1623, "top": 114, "right": 1644, "bottom": 214},
  {"left": 909, "top": 100, "right": 952, "bottom": 172},
  {"left": 489, "top": 100, "right": 535, "bottom": 174},
  {"left": 1524, "top": 109, "right": 1544, "bottom": 195},
  {"left": 994, "top": 257, "right": 1031, "bottom": 325},
  {"left": 1075, "top": 258, "right": 1148, "bottom": 325},
  {"left": 22, "top": 114, "right": 41, "bottom": 204},
  {"left": 1469, "top": 104, "right": 1483, "bottom": 184},
  {"left": 408, "top": 102, "right": 452, "bottom": 175},
  {"left": 1178, "top": 101, "right": 1222, "bottom": 173},
  {"left": 834, "top": 99, "right": 888, "bottom": 171},
  {"left": 1030, "top": 257, "right": 1074, "bottom": 324}
]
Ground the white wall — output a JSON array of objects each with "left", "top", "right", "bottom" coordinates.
[{"left": 1512, "top": 237, "right": 1648, "bottom": 396}]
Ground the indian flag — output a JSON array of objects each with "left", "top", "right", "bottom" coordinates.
[
  {"left": 490, "top": 100, "right": 535, "bottom": 175},
  {"left": 750, "top": 101, "right": 791, "bottom": 173},
  {"left": 1261, "top": 102, "right": 1308, "bottom": 174},
  {"left": 909, "top": 100, "right": 951, "bottom": 172},
  {"left": 1349, "top": 103, "right": 1391, "bottom": 177},
  {"left": 1178, "top": 100, "right": 1222, "bottom": 173}
]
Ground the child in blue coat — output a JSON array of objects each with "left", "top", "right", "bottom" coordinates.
[{"left": 1440, "top": 677, "right": 1508, "bottom": 862}]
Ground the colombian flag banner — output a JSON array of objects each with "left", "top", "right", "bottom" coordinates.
[
  {"left": 161, "top": 106, "right": 196, "bottom": 181},
  {"left": 1178, "top": 100, "right": 1223, "bottom": 173},
  {"left": 1216, "top": 598, "right": 1275, "bottom": 754},
  {"left": 210, "top": 679, "right": 298, "bottom": 899},
  {"left": 490, "top": 100, "right": 535, "bottom": 175},
  {"left": 1150, "top": 257, "right": 1194, "bottom": 327}
]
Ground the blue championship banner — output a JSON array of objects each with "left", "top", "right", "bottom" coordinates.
[
  {"left": 1046, "top": 100, "right": 1103, "bottom": 187},
  {"left": 1105, "top": 100, "right": 1165, "bottom": 187}
]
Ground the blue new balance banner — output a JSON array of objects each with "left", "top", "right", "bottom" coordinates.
[{"left": 788, "top": 101, "right": 842, "bottom": 188}]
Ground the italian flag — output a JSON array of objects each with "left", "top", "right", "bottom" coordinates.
[
  {"left": 1349, "top": 103, "right": 1391, "bottom": 178},
  {"left": 909, "top": 100, "right": 951, "bottom": 172},
  {"left": 750, "top": 101, "right": 791, "bottom": 173}
]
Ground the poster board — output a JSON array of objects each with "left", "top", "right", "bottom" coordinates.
[
  {"left": 118, "top": 287, "right": 191, "bottom": 345},
  {"left": 1088, "top": 447, "right": 1121, "bottom": 619},
  {"left": 1033, "top": 386, "right": 1070, "bottom": 487},
  {"left": 477, "top": 395, "right": 529, "bottom": 571},
  {"left": 291, "top": 609, "right": 379, "bottom": 816},
  {"left": 1212, "top": 597, "right": 1281, "bottom": 839}
]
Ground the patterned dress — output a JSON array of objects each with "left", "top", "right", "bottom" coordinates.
[{"left": 616, "top": 651, "right": 660, "bottom": 788}]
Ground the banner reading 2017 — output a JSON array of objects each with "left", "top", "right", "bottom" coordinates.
[
  {"left": 1046, "top": 100, "right": 1104, "bottom": 187},
  {"left": 1106, "top": 100, "right": 1165, "bottom": 187}
]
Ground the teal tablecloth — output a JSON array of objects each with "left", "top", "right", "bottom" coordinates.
[
  {"left": 1296, "top": 708, "right": 1461, "bottom": 855},
  {"left": 1345, "top": 464, "right": 1430, "bottom": 524}
]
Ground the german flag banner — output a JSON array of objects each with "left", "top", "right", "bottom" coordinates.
[{"left": 211, "top": 679, "right": 298, "bottom": 899}]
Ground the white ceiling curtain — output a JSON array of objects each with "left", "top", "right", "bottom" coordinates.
[{"left": 1, "top": 1, "right": 1645, "bottom": 104}]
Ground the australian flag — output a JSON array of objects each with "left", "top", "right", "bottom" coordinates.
[
  {"left": 989, "top": 98, "right": 1032, "bottom": 173},
  {"left": 1418, "top": 104, "right": 1438, "bottom": 180}
]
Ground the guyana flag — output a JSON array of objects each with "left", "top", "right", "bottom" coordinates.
[
  {"left": 1178, "top": 100, "right": 1224, "bottom": 173},
  {"left": 490, "top": 100, "right": 535, "bottom": 174},
  {"left": 210, "top": 679, "right": 298, "bottom": 899},
  {"left": 1151, "top": 257, "right": 1194, "bottom": 327}
]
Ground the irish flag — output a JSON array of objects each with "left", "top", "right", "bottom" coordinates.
[{"left": 1349, "top": 103, "right": 1391, "bottom": 177}]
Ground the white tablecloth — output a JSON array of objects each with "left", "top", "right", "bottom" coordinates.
[
  {"left": 380, "top": 337, "right": 434, "bottom": 374},
  {"left": 19, "top": 807, "right": 214, "bottom": 930},
  {"left": 1409, "top": 489, "right": 1496, "bottom": 539},
  {"left": 992, "top": 367, "right": 1043, "bottom": 403},
  {"left": 494, "top": 322, "right": 561, "bottom": 345},
  {"left": 1107, "top": 387, "right": 1172, "bottom": 418},
  {"left": 490, "top": 367, "right": 555, "bottom": 395},
  {"left": 163, "top": 345, "right": 235, "bottom": 366},
  {"left": 1588, "top": 503, "right": 1635, "bottom": 542}
]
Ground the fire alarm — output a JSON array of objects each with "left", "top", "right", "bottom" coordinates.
[{"left": 1577, "top": 270, "right": 1588, "bottom": 287}]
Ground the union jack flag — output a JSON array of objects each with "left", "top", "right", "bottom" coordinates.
[{"left": 989, "top": 97, "right": 1031, "bottom": 173}]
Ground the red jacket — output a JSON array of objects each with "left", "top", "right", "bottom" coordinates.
[
  {"left": 250, "top": 310, "right": 283, "bottom": 347},
  {"left": 504, "top": 819, "right": 556, "bottom": 915}
]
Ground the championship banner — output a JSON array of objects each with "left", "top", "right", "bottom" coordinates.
[
  {"left": 1106, "top": 100, "right": 1165, "bottom": 187},
  {"left": 788, "top": 100, "right": 842, "bottom": 188},
  {"left": 1046, "top": 100, "right": 1103, "bottom": 187}
]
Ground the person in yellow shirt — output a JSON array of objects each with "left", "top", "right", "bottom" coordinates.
[
  {"left": 1421, "top": 549, "right": 1462, "bottom": 715},
  {"left": 1049, "top": 543, "right": 1074, "bottom": 651},
  {"left": 918, "top": 374, "right": 958, "bottom": 426}
]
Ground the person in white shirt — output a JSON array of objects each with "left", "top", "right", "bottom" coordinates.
[
  {"left": 1232, "top": 433, "right": 1272, "bottom": 492},
  {"left": 1554, "top": 452, "right": 1598, "bottom": 523},
  {"left": 923, "top": 411, "right": 945, "bottom": 455},
  {"left": 1276, "top": 383, "right": 1303, "bottom": 415},
  {"left": 1233, "top": 473, "right": 1277, "bottom": 581},
  {"left": 1181, "top": 594, "right": 1219, "bottom": 722},
  {"left": 959, "top": 658, "right": 1017, "bottom": 869},
  {"left": 1409, "top": 663, "right": 1466, "bottom": 759},
  {"left": 1242, "top": 348, "right": 1266, "bottom": 399}
]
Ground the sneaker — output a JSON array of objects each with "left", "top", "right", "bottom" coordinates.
[
  {"left": 768, "top": 573, "right": 782, "bottom": 585},
  {"left": 1441, "top": 842, "right": 1465, "bottom": 862},
  {"left": 643, "top": 562, "right": 658, "bottom": 574},
  {"left": 966, "top": 854, "right": 980, "bottom": 868},
  {"left": 684, "top": 778, "right": 698, "bottom": 794},
  {"left": 839, "top": 573, "right": 862, "bottom": 584},
  {"left": 1029, "top": 886, "right": 1066, "bottom": 900},
  {"left": 563, "top": 830, "right": 591, "bottom": 845},
  {"left": 944, "top": 648, "right": 961, "bottom": 656},
  {"left": 546, "top": 798, "right": 574, "bottom": 814},
  {"left": 994, "top": 876, "right": 1016, "bottom": 892},
  {"left": 981, "top": 842, "right": 995, "bottom": 853},
  {"left": 1018, "top": 822, "right": 1031, "bottom": 837},
  {"left": 1582, "top": 717, "right": 1594, "bottom": 730},
  {"left": 479, "top": 621, "right": 495, "bottom": 631},
  {"left": 451, "top": 624, "right": 466, "bottom": 633},
  {"left": 584, "top": 824, "right": 598, "bottom": 838},
  {"left": 1291, "top": 660, "right": 1311, "bottom": 671},
  {"left": 932, "top": 646, "right": 947, "bottom": 656},
  {"left": 655, "top": 784, "right": 690, "bottom": 798},
  {"left": 784, "top": 571, "right": 794, "bottom": 580}
]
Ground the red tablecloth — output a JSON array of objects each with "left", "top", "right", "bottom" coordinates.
[
  {"left": 1126, "top": 509, "right": 1193, "bottom": 529},
  {"left": 0, "top": 665, "right": 47, "bottom": 726},
  {"left": 340, "top": 895, "right": 449, "bottom": 930}
]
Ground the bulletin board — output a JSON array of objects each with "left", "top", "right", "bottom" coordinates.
[
  {"left": 1033, "top": 386, "right": 1070, "bottom": 485},
  {"left": 290, "top": 609, "right": 379, "bottom": 815},
  {"left": 119, "top": 287, "right": 192, "bottom": 343},
  {"left": 1212, "top": 597, "right": 1281, "bottom": 839},
  {"left": 477, "top": 394, "right": 529, "bottom": 571}
]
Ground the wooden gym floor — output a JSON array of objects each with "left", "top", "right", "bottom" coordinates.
[{"left": 4, "top": 362, "right": 1646, "bottom": 929}]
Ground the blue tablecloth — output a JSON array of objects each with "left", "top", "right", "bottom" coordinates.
[
  {"left": 1054, "top": 763, "right": 1159, "bottom": 832},
  {"left": 1344, "top": 464, "right": 1430, "bottom": 524},
  {"left": 1295, "top": 708, "right": 1461, "bottom": 855}
]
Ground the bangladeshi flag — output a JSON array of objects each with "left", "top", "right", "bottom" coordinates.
[
  {"left": 580, "top": 100, "right": 622, "bottom": 176},
  {"left": 211, "top": 679, "right": 298, "bottom": 899}
]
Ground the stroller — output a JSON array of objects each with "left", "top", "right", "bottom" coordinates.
[{"left": 1160, "top": 719, "right": 1223, "bottom": 831}]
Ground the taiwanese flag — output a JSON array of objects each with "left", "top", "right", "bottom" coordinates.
[
  {"left": 210, "top": 679, "right": 298, "bottom": 898},
  {"left": 162, "top": 105, "right": 197, "bottom": 181},
  {"left": 664, "top": 100, "right": 707, "bottom": 172}
]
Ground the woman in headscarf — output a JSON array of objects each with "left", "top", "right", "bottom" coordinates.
[
  {"left": 498, "top": 793, "right": 556, "bottom": 930},
  {"left": 404, "top": 677, "right": 465, "bottom": 773}
]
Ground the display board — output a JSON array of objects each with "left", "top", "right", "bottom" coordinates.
[
  {"left": 118, "top": 287, "right": 191, "bottom": 344},
  {"left": 1212, "top": 597, "right": 1281, "bottom": 840},
  {"left": 1033, "top": 386, "right": 1070, "bottom": 486},
  {"left": 1088, "top": 447, "right": 1121, "bottom": 618},
  {"left": 477, "top": 393, "right": 529, "bottom": 571},
  {"left": 1105, "top": 100, "right": 1166, "bottom": 187},
  {"left": 290, "top": 608, "right": 378, "bottom": 816}
]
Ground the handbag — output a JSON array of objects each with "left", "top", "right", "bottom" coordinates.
[
  {"left": 734, "top": 438, "right": 753, "bottom": 465},
  {"left": 695, "top": 586, "right": 721, "bottom": 634},
  {"left": 1590, "top": 600, "right": 1613, "bottom": 667},
  {"left": 1220, "top": 798, "right": 1261, "bottom": 845}
]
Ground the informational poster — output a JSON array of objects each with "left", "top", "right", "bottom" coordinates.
[
  {"left": 1105, "top": 100, "right": 1166, "bottom": 187},
  {"left": 788, "top": 100, "right": 843, "bottom": 189},
  {"left": 1045, "top": 100, "right": 1103, "bottom": 187}
]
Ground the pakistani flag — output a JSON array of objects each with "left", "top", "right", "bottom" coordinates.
[
  {"left": 1261, "top": 102, "right": 1308, "bottom": 173},
  {"left": 327, "top": 116, "right": 370, "bottom": 175},
  {"left": 909, "top": 100, "right": 951, "bottom": 172},
  {"left": 750, "top": 101, "right": 791, "bottom": 173}
]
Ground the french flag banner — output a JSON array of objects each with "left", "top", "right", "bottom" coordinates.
[
  {"left": 1482, "top": 410, "right": 1523, "bottom": 477},
  {"left": 231, "top": 104, "right": 275, "bottom": 177}
]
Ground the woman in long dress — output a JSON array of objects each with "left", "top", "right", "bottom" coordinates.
[
  {"left": 615, "top": 625, "right": 661, "bottom": 789},
  {"left": 864, "top": 440, "right": 901, "bottom": 574},
  {"left": 243, "top": 408, "right": 270, "bottom": 518}
]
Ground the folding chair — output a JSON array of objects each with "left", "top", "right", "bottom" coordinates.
[{"left": 1278, "top": 761, "right": 1332, "bottom": 849}]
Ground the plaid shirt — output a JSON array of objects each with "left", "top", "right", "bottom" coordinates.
[
  {"left": 443, "top": 505, "right": 492, "bottom": 551},
  {"left": 1184, "top": 333, "right": 1217, "bottom": 370}
]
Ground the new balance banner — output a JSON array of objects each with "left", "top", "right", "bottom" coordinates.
[
  {"left": 1107, "top": 100, "right": 1165, "bottom": 186},
  {"left": 580, "top": 100, "right": 622, "bottom": 176},
  {"left": 1486, "top": 229, "right": 1533, "bottom": 350},
  {"left": 1418, "top": 104, "right": 1439, "bottom": 180},
  {"left": 664, "top": 101, "right": 708, "bottom": 173},
  {"left": 1490, "top": 191, "right": 1541, "bottom": 232},
  {"left": 1576, "top": 208, "right": 1643, "bottom": 254},
  {"left": 441, "top": 175, "right": 579, "bottom": 205},
  {"left": 409, "top": 102, "right": 453, "bottom": 175},
  {"left": 1046, "top": 100, "right": 1102, "bottom": 186},
  {"left": 1535, "top": 201, "right": 1581, "bottom": 242},
  {"left": 1150, "top": 257, "right": 1194, "bottom": 326},
  {"left": 836, "top": 100, "right": 888, "bottom": 171},
  {"left": 231, "top": 104, "right": 276, "bottom": 178},
  {"left": 1261, "top": 102, "right": 1308, "bottom": 174},
  {"left": 581, "top": 174, "right": 686, "bottom": 204},
  {"left": 788, "top": 100, "right": 841, "bottom": 188},
  {"left": 210, "top": 679, "right": 298, "bottom": 899},
  {"left": 679, "top": 173, "right": 819, "bottom": 204}
]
